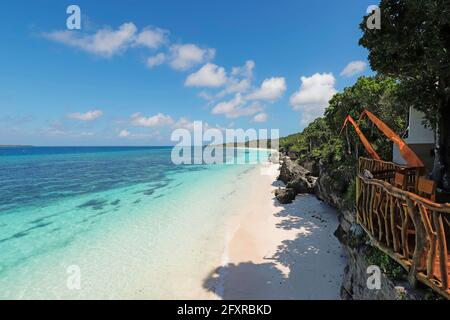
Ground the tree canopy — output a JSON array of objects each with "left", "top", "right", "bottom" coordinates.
[
  {"left": 359, "top": 0, "right": 450, "bottom": 188},
  {"left": 280, "top": 76, "right": 409, "bottom": 203}
]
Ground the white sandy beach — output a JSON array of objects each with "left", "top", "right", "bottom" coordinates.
[{"left": 203, "top": 162, "right": 347, "bottom": 300}]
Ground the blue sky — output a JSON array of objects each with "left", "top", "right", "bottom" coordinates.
[{"left": 0, "top": 0, "right": 376, "bottom": 146}]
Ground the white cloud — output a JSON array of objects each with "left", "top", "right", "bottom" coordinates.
[
  {"left": 68, "top": 110, "right": 103, "bottom": 121},
  {"left": 221, "top": 79, "right": 251, "bottom": 95},
  {"left": 118, "top": 129, "right": 130, "bottom": 137},
  {"left": 253, "top": 112, "right": 268, "bottom": 123},
  {"left": 168, "top": 44, "right": 215, "bottom": 71},
  {"left": 227, "top": 102, "right": 263, "bottom": 119},
  {"left": 131, "top": 113, "right": 174, "bottom": 127},
  {"left": 185, "top": 63, "right": 227, "bottom": 87},
  {"left": 340, "top": 60, "right": 367, "bottom": 77},
  {"left": 231, "top": 60, "right": 255, "bottom": 79},
  {"left": 212, "top": 93, "right": 245, "bottom": 115},
  {"left": 44, "top": 23, "right": 137, "bottom": 57},
  {"left": 196, "top": 60, "right": 255, "bottom": 101},
  {"left": 173, "top": 117, "right": 195, "bottom": 130},
  {"left": 290, "top": 73, "right": 337, "bottom": 125},
  {"left": 212, "top": 94, "right": 263, "bottom": 119},
  {"left": 217, "top": 60, "right": 255, "bottom": 97},
  {"left": 135, "top": 27, "right": 168, "bottom": 50},
  {"left": 172, "top": 117, "right": 217, "bottom": 132},
  {"left": 198, "top": 91, "right": 214, "bottom": 100},
  {"left": 247, "top": 77, "right": 286, "bottom": 101},
  {"left": 146, "top": 53, "right": 166, "bottom": 68},
  {"left": 43, "top": 22, "right": 216, "bottom": 75}
]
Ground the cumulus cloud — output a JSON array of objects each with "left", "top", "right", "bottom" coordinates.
[
  {"left": 118, "top": 129, "right": 130, "bottom": 137},
  {"left": 185, "top": 63, "right": 227, "bottom": 87},
  {"left": 135, "top": 27, "right": 168, "bottom": 49},
  {"left": 217, "top": 60, "right": 255, "bottom": 97},
  {"left": 290, "top": 73, "right": 337, "bottom": 125},
  {"left": 173, "top": 117, "right": 196, "bottom": 131},
  {"left": 212, "top": 94, "right": 263, "bottom": 119},
  {"left": 212, "top": 93, "right": 245, "bottom": 115},
  {"left": 131, "top": 112, "right": 174, "bottom": 128},
  {"left": 194, "top": 60, "right": 255, "bottom": 101},
  {"left": 227, "top": 102, "right": 263, "bottom": 119},
  {"left": 67, "top": 110, "right": 103, "bottom": 121},
  {"left": 43, "top": 23, "right": 138, "bottom": 57},
  {"left": 146, "top": 53, "right": 166, "bottom": 68},
  {"left": 252, "top": 112, "right": 268, "bottom": 123},
  {"left": 168, "top": 44, "right": 215, "bottom": 71},
  {"left": 340, "top": 60, "right": 367, "bottom": 77},
  {"left": 247, "top": 77, "right": 286, "bottom": 101},
  {"left": 231, "top": 60, "right": 255, "bottom": 79},
  {"left": 43, "top": 22, "right": 216, "bottom": 74}
]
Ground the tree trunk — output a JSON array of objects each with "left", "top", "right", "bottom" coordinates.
[
  {"left": 432, "top": 97, "right": 450, "bottom": 191},
  {"left": 345, "top": 126, "right": 352, "bottom": 155}
]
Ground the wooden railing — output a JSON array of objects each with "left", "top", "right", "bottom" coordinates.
[
  {"left": 356, "top": 171, "right": 450, "bottom": 299},
  {"left": 359, "top": 157, "right": 424, "bottom": 191}
]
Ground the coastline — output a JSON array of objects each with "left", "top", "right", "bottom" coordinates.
[
  {"left": 0, "top": 149, "right": 345, "bottom": 299},
  {"left": 203, "top": 162, "right": 347, "bottom": 299}
]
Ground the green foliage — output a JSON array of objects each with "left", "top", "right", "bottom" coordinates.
[
  {"left": 366, "top": 247, "right": 407, "bottom": 280},
  {"left": 359, "top": 0, "right": 450, "bottom": 126},
  {"left": 359, "top": 0, "right": 450, "bottom": 188},
  {"left": 325, "top": 76, "right": 408, "bottom": 161},
  {"left": 343, "top": 179, "right": 356, "bottom": 209},
  {"left": 280, "top": 76, "right": 408, "bottom": 200}
]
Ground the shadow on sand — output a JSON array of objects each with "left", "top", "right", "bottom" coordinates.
[{"left": 202, "top": 194, "right": 346, "bottom": 300}]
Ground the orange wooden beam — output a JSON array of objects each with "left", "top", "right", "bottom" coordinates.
[
  {"left": 358, "top": 110, "right": 424, "bottom": 168},
  {"left": 341, "top": 115, "right": 381, "bottom": 160}
]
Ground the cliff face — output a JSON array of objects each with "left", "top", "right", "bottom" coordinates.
[
  {"left": 279, "top": 155, "right": 425, "bottom": 300},
  {"left": 314, "top": 166, "right": 427, "bottom": 300}
]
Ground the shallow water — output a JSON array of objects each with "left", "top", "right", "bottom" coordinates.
[{"left": 0, "top": 147, "right": 268, "bottom": 299}]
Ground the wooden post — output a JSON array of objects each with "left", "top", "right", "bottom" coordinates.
[
  {"left": 433, "top": 212, "right": 448, "bottom": 290},
  {"left": 419, "top": 206, "right": 437, "bottom": 279},
  {"left": 390, "top": 195, "right": 399, "bottom": 253},
  {"left": 383, "top": 194, "right": 391, "bottom": 247},
  {"left": 356, "top": 176, "right": 361, "bottom": 223},
  {"left": 407, "top": 198, "right": 430, "bottom": 288}
]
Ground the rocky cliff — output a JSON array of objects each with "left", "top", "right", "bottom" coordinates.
[
  {"left": 278, "top": 155, "right": 430, "bottom": 300},
  {"left": 275, "top": 156, "right": 316, "bottom": 204}
]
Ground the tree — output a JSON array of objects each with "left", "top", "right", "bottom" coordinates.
[
  {"left": 325, "top": 76, "right": 408, "bottom": 161},
  {"left": 359, "top": 0, "right": 450, "bottom": 190}
]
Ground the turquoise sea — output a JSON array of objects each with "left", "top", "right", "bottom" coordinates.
[{"left": 0, "top": 146, "right": 268, "bottom": 299}]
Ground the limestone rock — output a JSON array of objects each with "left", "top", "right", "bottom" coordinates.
[{"left": 275, "top": 188, "right": 296, "bottom": 204}]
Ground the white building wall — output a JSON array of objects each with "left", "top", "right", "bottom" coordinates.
[
  {"left": 392, "top": 107, "right": 434, "bottom": 165},
  {"left": 406, "top": 107, "right": 434, "bottom": 144}
]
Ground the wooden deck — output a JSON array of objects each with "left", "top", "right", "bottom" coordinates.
[{"left": 356, "top": 157, "right": 450, "bottom": 299}]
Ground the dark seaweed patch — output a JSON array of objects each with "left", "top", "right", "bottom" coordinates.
[
  {"left": 26, "top": 222, "right": 53, "bottom": 232},
  {"left": 110, "top": 199, "right": 121, "bottom": 206},
  {"left": 0, "top": 231, "right": 28, "bottom": 244},
  {"left": 0, "top": 222, "right": 53, "bottom": 244},
  {"left": 77, "top": 199, "right": 108, "bottom": 210},
  {"left": 142, "top": 189, "right": 155, "bottom": 196}
]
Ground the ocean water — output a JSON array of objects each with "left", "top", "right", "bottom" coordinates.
[{"left": 0, "top": 146, "right": 269, "bottom": 299}]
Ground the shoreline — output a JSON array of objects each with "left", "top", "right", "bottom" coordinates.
[
  {"left": 0, "top": 151, "right": 345, "bottom": 299},
  {"left": 203, "top": 162, "right": 347, "bottom": 299}
]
